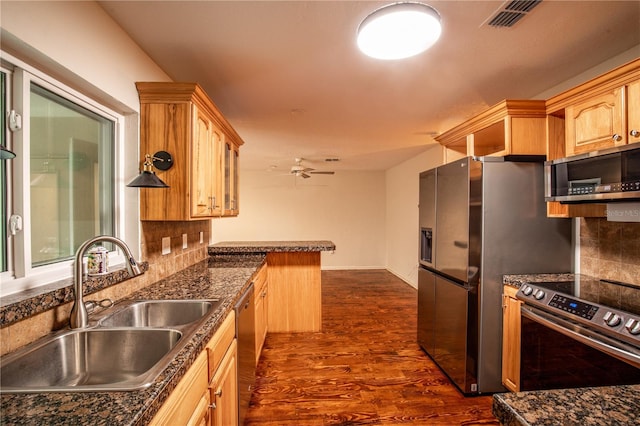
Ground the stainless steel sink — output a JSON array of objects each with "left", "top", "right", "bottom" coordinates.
[
  {"left": 0, "top": 299, "right": 223, "bottom": 393},
  {"left": 0, "top": 328, "right": 182, "bottom": 393},
  {"left": 98, "top": 299, "right": 220, "bottom": 328}
]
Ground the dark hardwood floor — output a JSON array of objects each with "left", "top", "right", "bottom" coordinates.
[{"left": 245, "top": 269, "right": 499, "bottom": 425}]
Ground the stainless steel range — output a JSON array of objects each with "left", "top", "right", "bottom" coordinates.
[{"left": 516, "top": 275, "right": 640, "bottom": 391}]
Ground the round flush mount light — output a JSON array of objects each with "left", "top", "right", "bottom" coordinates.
[{"left": 357, "top": 2, "right": 442, "bottom": 60}]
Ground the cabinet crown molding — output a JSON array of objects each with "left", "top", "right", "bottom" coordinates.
[
  {"left": 435, "top": 99, "right": 546, "bottom": 147},
  {"left": 136, "top": 81, "right": 244, "bottom": 147},
  {"left": 545, "top": 58, "right": 640, "bottom": 114}
]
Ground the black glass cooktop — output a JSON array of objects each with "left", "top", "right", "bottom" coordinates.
[{"left": 531, "top": 275, "right": 640, "bottom": 316}]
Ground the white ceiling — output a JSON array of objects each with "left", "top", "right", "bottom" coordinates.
[{"left": 98, "top": 0, "right": 640, "bottom": 173}]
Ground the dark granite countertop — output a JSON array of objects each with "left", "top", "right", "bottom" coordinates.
[
  {"left": 503, "top": 273, "right": 575, "bottom": 289},
  {"left": 0, "top": 256, "right": 265, "bottom": 425},
  {"left": 493, "top": 385, "right": 640, "bottom": 426},
  {"left": 208, "top": 240, "right": 335, "bottom": 255}
]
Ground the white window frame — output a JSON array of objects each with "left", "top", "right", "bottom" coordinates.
[{"left": 1, "top": 52, "right": 131, "bottom": 297}]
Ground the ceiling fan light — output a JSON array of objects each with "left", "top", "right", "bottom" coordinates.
[{"left": 357, "top": 2, "right": 442, "bottom": 60}]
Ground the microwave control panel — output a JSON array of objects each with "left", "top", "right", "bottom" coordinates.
[{"left": 568, "top": 180, "right": 640, "bottom": 195}]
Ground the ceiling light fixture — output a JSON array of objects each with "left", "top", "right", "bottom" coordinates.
[
  {"left": 126, "top": 151, "right": 173, "bottom": 188},
  {"left": 357, "top": 2, "right": 442, "bottom": 60}
]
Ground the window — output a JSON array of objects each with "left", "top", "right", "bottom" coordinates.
[
  {"left": 1, "top": 71, "right": 9, "bottom": 273},
  {"left": 1, "top": 56, "right": 126, "bottom": 297},
  {"left": 29, "top": 83, "right": 115, "bottom": 266}
]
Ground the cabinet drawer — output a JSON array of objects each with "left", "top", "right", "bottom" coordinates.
[{"left": 207, "top": 310, "right": 236, "bottom": 380}]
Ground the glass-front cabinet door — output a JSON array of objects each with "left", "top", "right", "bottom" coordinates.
[{"left": 223, "top": 140, "right": 239, "bottom": 216}]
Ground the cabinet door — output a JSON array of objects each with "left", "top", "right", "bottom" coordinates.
[
  {"left": 223, "top": 141, "right": 239, "bottom": 216},
  {"left": 150, "top": 350, "right": 209, "bottom": 425},
  {"left": 192, "top": 105, "right": 214, "bottom": 217},
  {"left": 628, "top": 80, "right": 640, "bottom": 144},
  {"left": 191, "top": 105, "right": 223, "bottom": 218},
  {"left": 187, "top": 391, "right": 211, "bottom": 426},
  {"left": 501, "top": 286, "right": 521, "bottom": 392},
  {"left": 565, "top": 86, "right": 626, "bottom": 156},
  {"left": 210, "top": 339, "right": 239, "bottom": 426}
]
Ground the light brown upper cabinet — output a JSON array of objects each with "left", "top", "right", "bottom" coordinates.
[
  {"left": 564, "top": 81, "right": 638, "bottom": 156},
  {"left": 436, "top": 100, "right": 547, "bottom": 163},
  {"left": 545, "top": 58, "right": 640, "bottom": 218},
  {"left": 136, "top": 82, "right": 244, "bottom": 221}
]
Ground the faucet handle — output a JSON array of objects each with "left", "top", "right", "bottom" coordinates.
[
  {"left": 83, "top": 298, "right": 114, "bottom": 314},
  {"left": 84, "top": 300, "right": 98, "bottom": 313}
]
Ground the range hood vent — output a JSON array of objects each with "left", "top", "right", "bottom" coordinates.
[{"left": 486, "top": 0, "right": 542, "bottom": 28}]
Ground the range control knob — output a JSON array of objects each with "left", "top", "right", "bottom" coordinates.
[
  {"left": 625, "top": 318, "right": 640, "bottom": 335},
  {"left": 521, "top": 285, "right": 533, "bottom": 296},
  {"left": 534, "top": 289, "right": 545, "bottom": 300},
  {"left": 603, "top": 311, "right": 622, "bottom": 327}
]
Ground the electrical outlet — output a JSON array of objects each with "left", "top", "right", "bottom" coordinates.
[
  {"left": 182, "top": 233, "right": 188, "bottom": 249},
  {"left": 162, "top": 237, "right": 171, "bottom": 255},
  {"left": 199, "top": 231, "right": 204, "bottom": 244}
]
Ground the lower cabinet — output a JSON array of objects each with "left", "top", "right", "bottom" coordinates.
[
  {"left": 150, "top": 310, "right": 238, "bottom": 426},
  {"left": 501, "top": 285, "right": 522, "bottom": 392},
  {"left": 254, "top": 264, "right": 268, "bottom": 363},
  {"left": 150, "top": 350, "right": 210, "bottom": 425}
]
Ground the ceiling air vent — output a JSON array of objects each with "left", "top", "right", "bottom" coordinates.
[{"left": 486, "top": 0, "right": 542, "bottom": 28}]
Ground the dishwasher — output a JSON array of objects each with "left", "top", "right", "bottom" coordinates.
[{"left": 235, "top": 283, "right": 256, "bottom": 425}]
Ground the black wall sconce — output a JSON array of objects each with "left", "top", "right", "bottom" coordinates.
[
  {"left": 127, "top": 151, "right": 173, "bottom": 188},
  {"left": 0, "top": 145, "right": 16, "bottom": 160}
]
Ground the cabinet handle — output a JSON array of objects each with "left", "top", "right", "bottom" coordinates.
[
  {"left": 631, "top": 130, "right": 640, "bottom": 138},
  {"left": 208, "top": 403, "right": 217, "bottom": 410},
  {"left": 612, "top": 133, "right": 623, "bottom": 142},
  {"left": 215, "top": 389, "right": 223, "bottom": 397}
]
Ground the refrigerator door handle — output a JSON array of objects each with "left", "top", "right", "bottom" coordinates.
[{"left": 453, "top": 240, "right": 468, "bottom": 249}]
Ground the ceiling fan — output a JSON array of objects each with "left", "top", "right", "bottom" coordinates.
[{"left": 289, "top": 158, "right": 335, "bottom": 179}]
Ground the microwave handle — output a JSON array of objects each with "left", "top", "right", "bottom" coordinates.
[{"left": 543, "top": 163, "right": 553, "bottom": 200}]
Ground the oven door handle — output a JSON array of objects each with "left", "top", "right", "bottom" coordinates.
[{"left": 521, "top": 306, "right": 640, "bottom": 368}]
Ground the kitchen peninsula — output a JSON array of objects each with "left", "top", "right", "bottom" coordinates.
[{"left": 209, "top": 240, "right": 336, "bottom": 332}]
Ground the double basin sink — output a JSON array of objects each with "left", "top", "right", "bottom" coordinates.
[{"left": 0, "top": 299, "right": 222, "bottom": 393}]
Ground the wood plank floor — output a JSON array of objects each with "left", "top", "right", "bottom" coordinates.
[{"left": 245, "top": 269, "right": 499, "bottom": 425}]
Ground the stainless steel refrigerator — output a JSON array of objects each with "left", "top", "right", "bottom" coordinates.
[{"left": 418, "top": 156, "right": 572, "bottom": 394}]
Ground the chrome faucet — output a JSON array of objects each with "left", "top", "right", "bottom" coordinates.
[{"left": 70, "top": 236, "right": 143, "bottom": 329}]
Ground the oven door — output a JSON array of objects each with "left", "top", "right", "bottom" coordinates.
[{"left": 520, "top": 305, "right": 640, "bottom": 391}]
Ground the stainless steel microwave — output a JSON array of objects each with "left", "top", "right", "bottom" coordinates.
[{"left": 545, "top": 142, "right": 640, "bottom": 203}]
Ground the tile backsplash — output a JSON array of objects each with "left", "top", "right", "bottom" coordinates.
[
  {"left": 580, "top": 218, "right": 640, "bottom": 286},
  {"left": 141, "top": 220, "right": 210, "bottom": 283}
]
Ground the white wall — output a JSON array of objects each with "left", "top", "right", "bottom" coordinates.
[
  {"left": 212, "top": 169, "right": 387, "bottom": 269},
  {"left": 385, "top": 145, "right": 442, "bottom": 288},
  {"left": 534, "top": 45, "right": 640, "bottom": 100},
  {"left": 1, "top": 0, "right": 170, "bottom": 260},
  {"left": 1, "top": 1, "right": 170, "bottom": 112}
]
